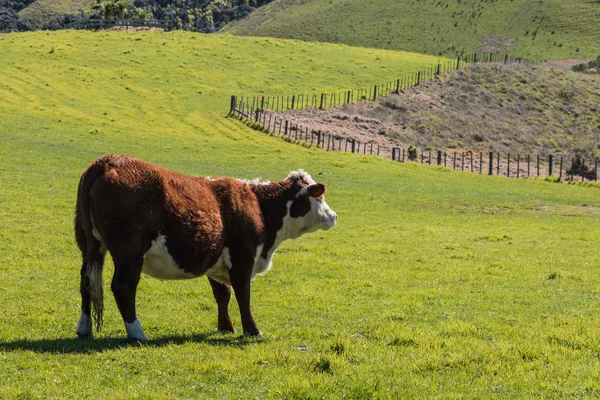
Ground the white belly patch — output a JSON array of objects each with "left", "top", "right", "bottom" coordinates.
[
  {"left": 142, "top": 235, "right": 196, "bottom": 280},
  {"left": 206, "top": 247, "right": 232, "bottom": 285}
]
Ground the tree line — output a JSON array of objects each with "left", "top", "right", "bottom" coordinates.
[{"left": 0, "top": 0, "right": 274, "bottom": 33}]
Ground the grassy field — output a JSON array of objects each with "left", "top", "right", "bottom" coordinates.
[
  {"left": 1, "top": 30, "right": 600, "bottom": 398},
  {"left": 224, "top": 0, "right": 600, "bottom": 61}
]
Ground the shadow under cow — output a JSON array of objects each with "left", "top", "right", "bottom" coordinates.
[{"left": 0, "top": 332, "right": 263, "bottom": 354}]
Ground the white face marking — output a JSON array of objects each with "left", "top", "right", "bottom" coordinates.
[
  {"left": 278, "top": 196, "right": 337, "bottom": 242},
  {"left": 314, "top": 196, "right": 337, "bottom": 229},
  {"left": 125, "top": 318, "right": 147, "bottom": 341},
  {"left": 76, "top": 311, "right": 93, "bottom": 338},
  {"left": 142, "top": 234, "right": 196, "bottom": 280}
]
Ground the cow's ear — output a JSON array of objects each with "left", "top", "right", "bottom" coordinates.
[{"left": 299, "top": 183, "right": 326, "bottom": 199}]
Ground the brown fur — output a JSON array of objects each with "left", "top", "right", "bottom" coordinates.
[{"left": 75, "top": 155, "right": 328, "bottom": 338}]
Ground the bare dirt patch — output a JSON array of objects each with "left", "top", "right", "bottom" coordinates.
[{"left": 264, "top": 62, "right": 600, "bottom": 178}]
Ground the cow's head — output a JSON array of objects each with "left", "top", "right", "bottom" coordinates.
[{"left": 285, "top": 170, "right": 337, "bottom": 239}]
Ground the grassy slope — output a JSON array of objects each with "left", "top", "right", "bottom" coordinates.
[
  {"left": 224, "top": 0, "right": 600, "bottom": 60},
  {"left": 1, "top": 30, "right": 600, "bottom": 399},
  {"left": 18, "top": 0, "right": 94, "bottom": 29},
  {"left": 284, "top": 63, "right": 600, "bottom": 158}
]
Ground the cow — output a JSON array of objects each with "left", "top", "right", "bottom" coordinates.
[{"left": 74, "top": 155, "right": 337, "bottom": 341}]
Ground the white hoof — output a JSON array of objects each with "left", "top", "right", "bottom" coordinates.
[
  {"left": 76, "top": 311, "right": 94, "bottom": 340},
  {"left": 125, "top": 318, "right": 148, "bottom": 341}
]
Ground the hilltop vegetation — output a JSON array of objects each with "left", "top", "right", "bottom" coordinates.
[
  {"left": 1, "top": 30, "right": 600, "bottom": 399},
  {"left": 224, "top": 0, "right": 600, "bottom": 60},
  {"left": 1, "top": 0, "right": 274, "bottom": 32}
]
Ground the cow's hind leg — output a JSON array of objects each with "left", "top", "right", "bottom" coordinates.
[
  {"left": 111, "top": 255, "right": 146, "bottom": 341},
  {"left": 208, "top": 277, "right": 235, "bottom": 333},
  {"left": 77, "top": 262, "right": 96, "bottom": 339},
  {"left": 76, "top": 234, "right": 105, "bottom": 340}
]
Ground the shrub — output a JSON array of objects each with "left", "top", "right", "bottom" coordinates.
[
  {"left": 407, "top": 145, "right": 418, "bottom": 161},
  {"left": 565, "top": 154, "right": 597, "bottom": 180},
  {"left": 571, "top": 56, "right": 600, "bottom": 74}
]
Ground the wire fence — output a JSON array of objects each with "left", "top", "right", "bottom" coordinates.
[
  {"left": 230, "top": 52, "right": 524, "bottom": 115},
  {"left": 64, "top": 19, "right": 174, "bottom": 31},
  {"left": 229, "top": 107, "right": 598, "bottom": 182},
  {"left": 228, "top": 52, "right": 598, "bottom": 182}
]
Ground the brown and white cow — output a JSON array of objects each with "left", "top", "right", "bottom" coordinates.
[{"left": 74, "top": 155, "right": 337, "bottom": 341}]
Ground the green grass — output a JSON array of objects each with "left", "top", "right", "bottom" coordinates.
[
  {"left": 224, "top": 0, "right": 600, "bottom": 61},
  {"left": 1, "top": 30, "right": 600, "bottom": 398}
]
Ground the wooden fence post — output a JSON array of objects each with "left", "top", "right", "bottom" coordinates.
[
  {"left": 595, "top": 158, "right": 598, "bottom": 181},
  {"left": 570, "top": 158, "right": 574, "bottom": 181},
  {"left": 549, "top": 155, "right": 553, "bottom": 176},
  {"left": 559, "top": 157, "right": 563, "bottom": 180},
  {"left": 229, "top": 95, "right": 237, "bottom": 114},
  {"left": 497, "top": 152, "right": 500, "bottom": 175},
  {"left": 470, "top": 152, "right": 473, "bottom": 172},
  {"left": 488, "top": 152, "right": 493, "bottom": 175},
  {"left": 437, "top": 151, "right": 442, "bottom": 165},
  {"left": 479, "top": 152, "right": 483, "bottom": 174},
  {"left": 284, "top": 120, "right": 289, "bottom": 136},
  {"left": 507, "top": 153, "right": 511, "bottom": 177}
]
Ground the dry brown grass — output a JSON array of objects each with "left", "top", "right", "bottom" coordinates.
[{"left": 272, "top": 63, "right": 600, "bottom": 161}]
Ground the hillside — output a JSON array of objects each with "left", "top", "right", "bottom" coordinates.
[
  {"left": 17, "top": 0, "right": 93, "bottom": 29},
  {"left": 1, "top": 30, "right": 600, "bottom": 399},
  {"left": 269, "top": 62, "right": 600, "bottom": 159},
  {"left": 223, "top": 0, "right": 600, "bottom": 60}
]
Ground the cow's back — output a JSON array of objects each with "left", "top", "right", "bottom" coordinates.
[{"left": 84, "top": 155, "right": 226, "bottom": 276}]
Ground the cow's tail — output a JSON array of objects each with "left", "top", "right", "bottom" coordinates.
[{"left": 76, "top": 157, "right": 109, "bottom": 332}]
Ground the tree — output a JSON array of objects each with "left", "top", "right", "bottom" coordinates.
[{"left": 0, "top": 7, "right": 18, "bottom": 32}]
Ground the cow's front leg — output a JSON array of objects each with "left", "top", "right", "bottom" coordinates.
[
  {"left": 208, "top": 277, "right": 235, "bottom": 333},
  {"left": 229, "top": 258, "right": 261, "bottom": 337}
]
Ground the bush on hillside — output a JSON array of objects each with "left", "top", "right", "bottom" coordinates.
[
  {"left": 565, "top": 155, "right": 597, "bottom": 180},
  {"left": 0, "top": 0, "right": 35, "bottom": 31},
  {"left": 0, "top": 6, "right": 18, "bottom": 30},
  {"left": 571, "top": 56, "right": 600, "bottom": 74}
]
